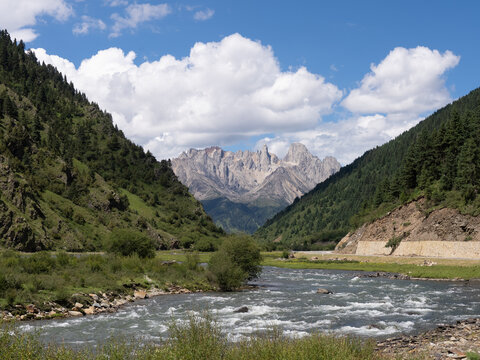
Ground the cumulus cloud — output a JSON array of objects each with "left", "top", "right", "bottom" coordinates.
[
  {"left": 342, "top": 46, "right": 460, "bottom": 114},
  {"left": 258, "top": 46, "right": 460, "bottom": 165},
  {"left": 0, "top": 0, "right": 73, "bottom": 42},
  {"left": 73, "top": 16, "right": 106, "bottom": 35},
  {"left": 193, "top": 8, "right": 215, "bottom": 21},
  {"left": 110, "top": 3, "right": 171, "bottom": 37},
  {"left": 33, "top": 33, "right": 342, "bottom": 160}
]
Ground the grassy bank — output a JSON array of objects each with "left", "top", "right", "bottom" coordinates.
[
  {"left": 0, "top": 250, "right": 212, "bottom": 314},
  {"left": 155, "top": 250, "right": 480, "bottom": 280},
  {"left": 0, "top": 313, "right": 383, "bottom": 360},
  {"left": 261, "top": 252, "right": 480, "bottom": 280}
]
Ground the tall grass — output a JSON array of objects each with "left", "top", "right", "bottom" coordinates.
[
  {"left": 0, "top": 313, "right": 382, "bottom": 360},
  {"left": 0, "top": 250, "right": 213, "bottom": 310}
]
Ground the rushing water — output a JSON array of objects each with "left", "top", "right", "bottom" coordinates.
[{"left": 18, "top": 266, "right": 480, "bottom": 346}]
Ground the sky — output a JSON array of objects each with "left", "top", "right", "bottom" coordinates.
[{"left": 1, "top": 0, "right": 479, "bottom": 165}]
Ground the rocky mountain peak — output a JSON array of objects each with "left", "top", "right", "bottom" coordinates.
[{"left": 283, "top": 142, "right": 313, "bottom": 165}]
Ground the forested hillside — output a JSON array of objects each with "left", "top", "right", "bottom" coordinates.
[
  {"left": 256, "top": 87, "right": 480, "bottom": 250},
  {"left": 0, "top": 30, "right": 224, "bottom": 252}
]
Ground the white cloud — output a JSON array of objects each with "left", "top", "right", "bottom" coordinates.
[
  {"left": 0, "top": 0, "right": 73, "bottom": 42},
  {"left": 73, "top": 16, "right": 106, "bottom": 35},
  {"left": 342, "top": 46, "right": 460, "bottom": 115},
  {"left": 33, "top": 33, "right": 342, "bottom": 160},
  {"left": 257, "top": 46, "right": 460, "bottom": 165},
  {"left": 110, "top": 3, "right": 171, "bottom": 37},
  {"left": 105, "top": 0, "right": 129, "bottom": 6},
  {"left": 193, "top": 8, "right": 215, "bottom": 21}
]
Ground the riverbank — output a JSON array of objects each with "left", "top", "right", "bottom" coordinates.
[
  {"left": 376, "top": 318, "right": 480, "bottom": 359},
  {"left": 0, "top": 284, "right": 197, "bottom": 321},
  {"left": 0, "top": 250, "right": 214, "bottom": 321},
  {"left": 261, "top": 252, "right": 480, "bottom": 280}
]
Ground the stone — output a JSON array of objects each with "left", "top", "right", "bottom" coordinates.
[
  {"left": 68, "top": 311, "right": 83, "bottom": 317},
  {"left": 233, "top": 306, "right": 249, "bottom": 313},
  {"left": 83, "top": 306, "right": 95, "bottom": 315},
  {"left": 89, "top": 293, "right": 99, "bottom": 301},
  {"left": 26, "top": 304, "right": 36, "bottom": 314},
  {"left": 134, "top": 290, "right": 148, "bottom": 299},
  {"left": 74, "top": 302, "right": 84, "bottom": 309},
  {"left": 316, "top": 288, "right": 333, "bottom": 294}
]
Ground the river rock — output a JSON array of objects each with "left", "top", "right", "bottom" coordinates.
[
  {"left": 317, "top": 288, "right": 333, "bottom": 294},
  {"left": 74, "top": 302, "right": 83, "bottom": 309},
  {"left": 26, "top": 304, "right": 36, "bottom": 314},
  {"left": 134, "top": 290, "right": 148, "bottom": 299},
  {"left": 68, "top": 311, "right": 83, "bottom": 317},
  {"left": 233, "top": 306, "right": 249, "bottom": 313},
  {"left": 89, "top": 293, "right": 99, "bottom": 301},
  {"left": 83, "top": 306, "right": 95, "bottom": 315}
]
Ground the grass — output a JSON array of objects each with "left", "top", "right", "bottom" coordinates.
[
  {"left": 261, "top": 252, "right": 480, "bottom": 280},
  {"left": 156, "top": 251, "right": 480, "bottom": 280},
  {"left": 0, "top": 312, "right": 384, "bottom": 360},
  {"left": 0, "top": 250, "right": 213, "bottom": 313}
]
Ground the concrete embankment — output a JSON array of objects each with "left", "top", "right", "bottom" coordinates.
[{"left": 336, "top": 198, "right": 480, "bottom": 259}]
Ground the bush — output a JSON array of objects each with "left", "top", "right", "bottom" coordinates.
[
  {"left": 208, "top": 235, "right": 262, "bottom": 291},
  {"left": 107, "top": 229, "right": 156, "bottom": 259},
  {"left": 208, "top": 253, "right": 245, "bottom": 291}
]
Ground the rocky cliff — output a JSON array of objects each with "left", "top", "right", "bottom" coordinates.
[
  {"left": 172, "top": 143, "right": 340, "bottom": 233},
  {"left": 335, "top": 198, "right": 480, "bottom": 258}
]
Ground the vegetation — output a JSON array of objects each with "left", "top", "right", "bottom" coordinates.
[
  {"left": 0, "top": 30, "right": 225, "bottom": 252},
  {"left": 107, "top": 229, "right": 156, "bottom": 259},
  {"left": 256, "top": 87, "right": 480, "bottom": 250},
  {"left": 0, "top": 249, "right": 213, "bottom": 312},
  {"left": 262, "top": 254, "right": 480, "bottom": 280},
  {"left": 209, "top": 236, "right": 262, "bottom": 291},
  {"left": 202, "top": 197, "right": 286, "bottom": 234},
  {"left": 0, "top": 313, "right": 381, "bottom": 360}
]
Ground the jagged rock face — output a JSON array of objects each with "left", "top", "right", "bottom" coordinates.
[{"left": 172, "top": 143, "right": 340, "bottom": 231}]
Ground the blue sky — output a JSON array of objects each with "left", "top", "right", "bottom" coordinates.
[{"left": 1, "top": 0, "right": 479, "bottom": 164}]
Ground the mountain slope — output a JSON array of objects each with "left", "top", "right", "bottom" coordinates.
[
  {"left": 172, "top": 144, "right": 340, "bottom": 233},
  {"left": 256, "top": 87, "right": 480, "bottom": 249},
  {"left": 0, "top": 30, "right": 224, "bottom": 251}
]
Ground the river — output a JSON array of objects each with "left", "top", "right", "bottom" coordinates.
[{"left": 18, "top": 266, "right": 480, "bottom": 346}]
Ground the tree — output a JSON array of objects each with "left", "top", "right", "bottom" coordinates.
[
  {"left": 208, "top": 236, "right": 262, "bottom": 291},
  {"left": 107, "top": 229, "right": 156, "bottom": 258}
]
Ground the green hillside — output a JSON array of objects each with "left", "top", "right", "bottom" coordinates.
[
  {"left": 255, "top": 87, "right": 480, "bottom": 250},
  {"left": 0, "top": 30, "right": 224, "bottom": 252},
  {"left": 201, "top": 197, "right": 285, "bottom": 234}
]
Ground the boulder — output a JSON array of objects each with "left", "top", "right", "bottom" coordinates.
[
  {"left": 233, "top": 306, "right": 249, "bottom": 313},
  {"left": 83, "top": 306, "right": 95, "bottom": 315},
  {"left": 316, "top": 288, "right": 333, "bottom": 294},
  {"left": 74, "top": 302, "right": 83, "bottom": 309},
  {"left": 26, "top": 304, "right": 36, "bottom": 314},
  {"left": 68, "top": 311, "right": 83, "bottom": 317},
  {"left": 134, "top": 290, "right": 148, "bottom": 299}
]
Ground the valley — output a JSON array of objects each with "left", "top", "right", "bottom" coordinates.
[{"left": 1, "top": 0, "right": 480, "bottom": 355}]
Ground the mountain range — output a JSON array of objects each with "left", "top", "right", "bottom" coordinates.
[{"left": 172, "top": 143, "right": 340, "bottom": 233}]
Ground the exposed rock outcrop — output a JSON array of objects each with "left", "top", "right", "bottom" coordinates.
[
  {"left": 336, "top": 198, "right": 480, "bottom": 258},
  {"left": 172, "top": 143, "right": 340, "bottom": 232}
]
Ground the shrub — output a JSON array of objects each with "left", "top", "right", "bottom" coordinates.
[
  {"left": 208, "top": 235, "right": 262, "bottom": 291},
  {"left": 106, "top": 229, "right": 156, "bottom": 259},
  {"left": 208, "top": 253, "right": 245, "bottom": 291},
  {"left": 220, "top": 236, "right": 262, "bottom": 279}
]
